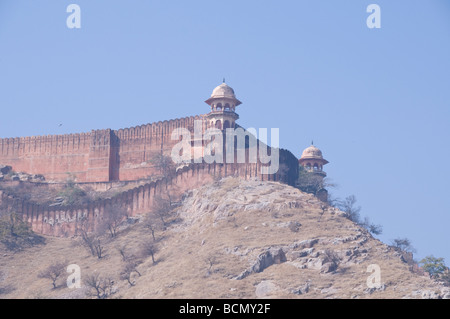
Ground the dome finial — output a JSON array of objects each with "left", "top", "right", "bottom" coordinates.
[
  {"left": 311, "top": 140, "right": 314, "bottom": 145},
  {"left": 223, "top": 77, "right": 226, "bottom": 83}
]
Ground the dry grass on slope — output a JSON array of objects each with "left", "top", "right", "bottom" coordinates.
[{"left": 0, "top": 177, "right": 447, "bottom": 299}]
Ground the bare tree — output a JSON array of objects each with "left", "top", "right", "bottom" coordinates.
[
  {"left": 77, "top": 217, "right": 106, "bottom": 259},
  {"left": 338, "top": 195, "right": 361, "bottom": 222},
  {"left": 120, "top": 261, "right": 142, "bottom": 286},
  {"left": 104, "top": 203, "right": 127, "bottom": 238},
  {"left": 140, "top": 241, "right": 159, "bottom": 264},
  {"left": 150, "top": 153, "right": 177, "bottom": 180},
  {"left": 38, "top": 261, "right": 66, "bottom": 289},
  {"left": 143, "top": 212, "right": 164, "bottom": 241},
  {"left": 336, "top": 196, "right": 382, "bottom": 235},
  {"left": 117, "top": 244, "right": 130, "bottom": 262},
  {"left": 120, "top": 265, "right": 136, "bottom": 287},
  {"left": 206, "top": 256, "right": 217, "bottom": 276},
  {"left": 318, "top": 205, "right": 327, "bottom": 222},
  {"left": 323, "top": 249, "right": 341, "bottom": 272},
  {"left": 153, "top": 195, "right": 172, "bottom": 229},
  {"left": 391, "top": 237, "right": 416, "bottom": 253},
  {"left": 359, "top": 216, "right": 383, "bottom": 235},
  {"left": 84, "top": 273, "right": 115, "bottom": 299},
  {"left": 117, "top": 245, "right": 143, "bottom": 274}
]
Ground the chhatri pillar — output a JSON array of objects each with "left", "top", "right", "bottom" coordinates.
[
  {"left": 299, "top": 143, "right": 329, "bottom": 177},
  {"left": 204, "top": 80, "right": 242, "bottom": 130},
  {"left": 299, "top": 143, "right": 329, "bottom": 202}
]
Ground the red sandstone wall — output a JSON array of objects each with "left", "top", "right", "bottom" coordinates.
[
  {"left": 112, "top": 116, "right": 205, "bottom": 181},
  {"left": 0, "top": 116, "right": 206, "bottom": 183},
  {"left": 0, "top": 133, "right": 91, "bottom": 182},
  {"left": 0, "top": 157, "right": 297, "bottom": 237}
]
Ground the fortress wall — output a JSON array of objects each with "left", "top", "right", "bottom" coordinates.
[
  {"left": 86, "top": 129, "right": 114, "bottom": 182},
  {"left": 0, "top": 115, "right": 294, "bottom": 184},
  {"left": 0, "top": 152, "right": 298, "bottom": 237},
  {"left": 0, "top": 133, "right": 91, "bottom": 182},
  {"left": 112, "top": 115, "right": 205, "bottom": 181}
]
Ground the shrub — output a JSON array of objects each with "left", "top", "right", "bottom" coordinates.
[
  {"left": 419, "top": 255, "right": 447, "bottom": 279},
  {"left": 0, "top": 211, "right": 45, "bottom": 251}
]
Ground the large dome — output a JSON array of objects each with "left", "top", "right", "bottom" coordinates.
[{"left": 210, "top": 83, "right": 236, "bottom": 99}]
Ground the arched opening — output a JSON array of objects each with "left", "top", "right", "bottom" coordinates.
[
  {"left": 306, "top": 163, "right": 312, "bottom": 171},
  {"left": 223, "top": 120, "right": 230, "bottom": 129},
  {"left": 215, "top": 120, "right": 222, "bottom": 130},
  {"left": 224, "top": 103, "right": 230, "bottom": 111},
  {"left": 216, "top": 103, "right": 222, "bottom": 111},
  {"left": 313, "top": 163, "right": 319, "bottom": 171}
]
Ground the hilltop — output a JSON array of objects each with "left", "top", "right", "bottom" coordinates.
[{"left": 1, "top": 177, "right": 448, "bottom": 299}]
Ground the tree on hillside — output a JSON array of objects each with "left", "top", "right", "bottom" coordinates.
[
  {"left": 296, "top": 166, "right": 324, "bottom": 194},
  {"left": 419, "top": 255, "right": 447, "bottom": 279},
  {"left": 296, "top": 166, "right": 337, "bottom": 195},
  {"left": 323, "top": 249, "right": 341, "bottom": 272},
  {"left": 84, "top": 273, "right": 115, "bottom": 299},
  {"left": 153, "top": 195, "right": 172, "bottom": 229},
  {"left": 391, "top": 237, "right": 416, "bottom": 253},
  {"left": 338, "top": 195, "right": 361, "bottom": 222},
  {"left": 120, "top": 261, "right": 142, "bottom": 286},
  {"left": 335, "top": 195, "right": 382, "bottom": 235},
  {"left": 140, "top": 241, "right": 159, "bottom": 264},
  {"left": 143, "top": 212, "right": 163, "bottom": 241},
  {"left": 0, "top": 208, "right": 44, "bottom": 251},
  {"left": 359, "top": 216, "right": 383, "bottom": 235},
  {"left": 150, "top": 153, "right": 177, "bottom": 180},
  {"left": 59, "top": 177, "right": 90, "bottom": 206},
  {"left": 103, "top": 203, "right": 127, "bottom": 238},
  {"left": 77, "top": 217, "right": 106, "bottom": 259},
  {"left": 38, "top": 261, "right": 66, "bottom": 289}
]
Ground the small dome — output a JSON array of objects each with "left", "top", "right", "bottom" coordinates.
[
  {"left": 210, "top": 83, "right": 236, "bottom": 99},
  {"left": 205, "top": 82, "right": 242, "bottom": 106},
  {"left": 301, "top": 145, "right": 323, "bottom": 160}
]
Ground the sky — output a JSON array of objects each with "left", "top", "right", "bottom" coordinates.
[{"left": 0, "top": 1, "right": 449, "bottom": 264}]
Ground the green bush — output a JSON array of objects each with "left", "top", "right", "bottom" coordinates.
[
  {"left": 58, "top": 181, "right": 89, "bottom": 206},
  {"left": 0, "top": 211, "right": 45, "bottom": 251},
  {"left": 419, "top": 255, "right": 447, "bottom": 278}
]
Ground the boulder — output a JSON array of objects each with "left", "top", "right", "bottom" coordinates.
[
  {"left": 320, "top": 262, "right": 338, "bottom": 274},
  {"left": 235, "top": 247, "right": 287, "bottom": 280},
  {"left": 0, "top": 165, "right": 12, "bottom": 175},
  {"left": 255, "top": 281, "right": 280, "bottom": 298}
]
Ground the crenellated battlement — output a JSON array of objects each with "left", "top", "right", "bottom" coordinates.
[
  {"left": 113, "top": 115, "right": 205, "bottom": 141},
  {"left": 0, "top": 115, "right": 211, "bottom": 183}
]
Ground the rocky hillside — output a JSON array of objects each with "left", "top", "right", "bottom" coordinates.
[{"left": 0, "top": 177, "right": 448, "bottom": 299}]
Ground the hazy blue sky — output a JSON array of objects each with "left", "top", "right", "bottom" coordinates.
[{"left": 0, "top": 1, "right": 449, "bottom": 264}]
